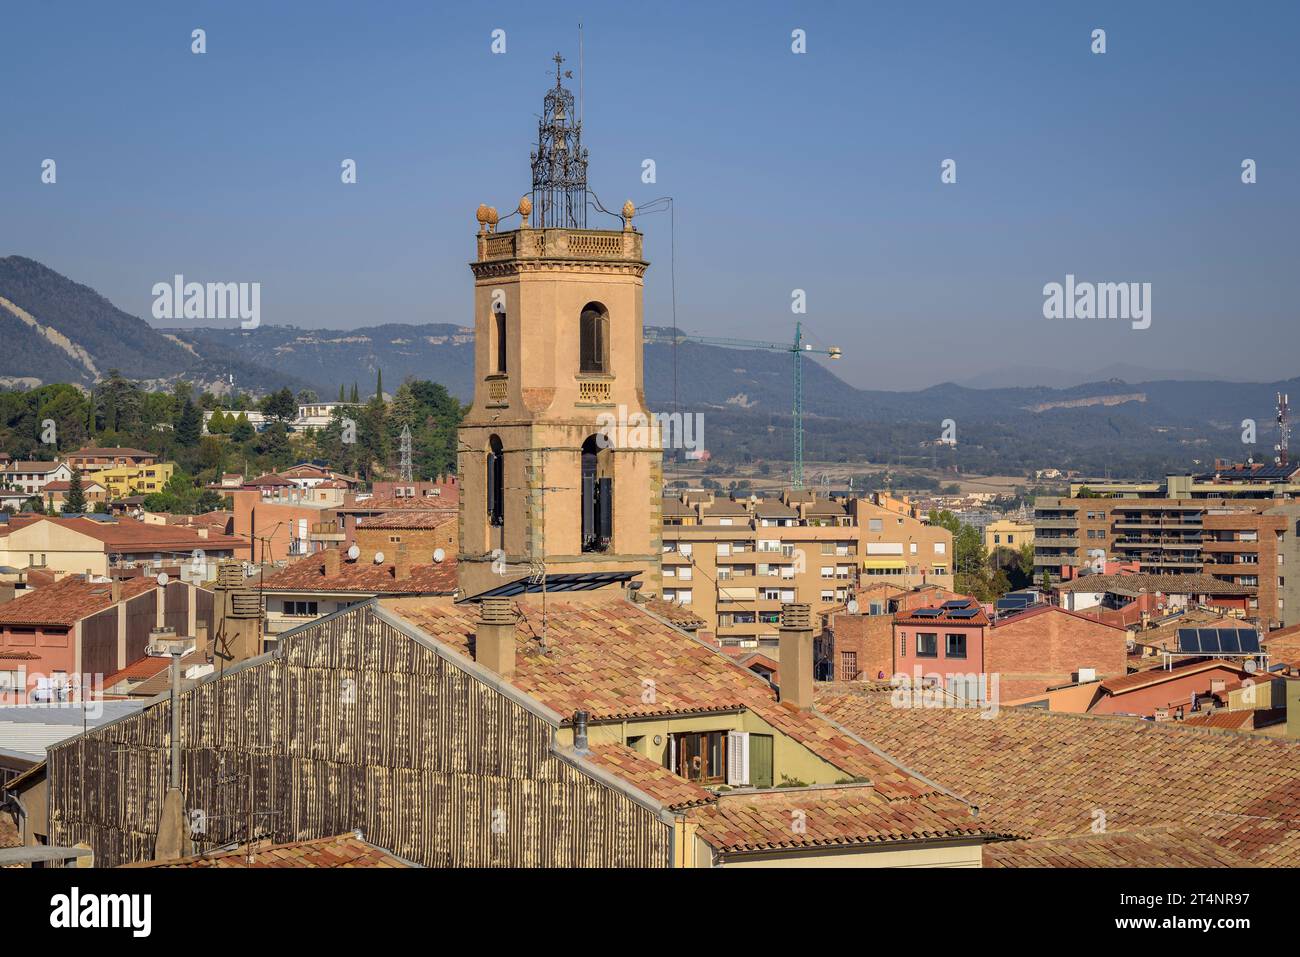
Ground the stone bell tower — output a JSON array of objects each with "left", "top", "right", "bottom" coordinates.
[{"left": 456, "top": 56, "right": 662, "bottom": 598}]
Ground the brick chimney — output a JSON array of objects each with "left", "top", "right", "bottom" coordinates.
[
  {"left": 323, "top": 548, "right": 341, "bottom": 577},
  {"left": 111, "top": 578, "right": 122, "bottom": 603},
  {"left": 778, "top": 603, "right": 814, "bottom": 710},
  {"left": 394, "top": 542, "right": 411, "bottom": 580},
  {"left": 475, "top": 597, "right": 516, "bottom": 679}
]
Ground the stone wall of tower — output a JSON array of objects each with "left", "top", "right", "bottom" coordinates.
[{"left": 457, "top": 222, "right": 662, "bottom": 598}]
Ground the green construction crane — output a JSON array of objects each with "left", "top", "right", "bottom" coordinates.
[{"left": 645, "top": 321, "right": 842, "bottom": 488}]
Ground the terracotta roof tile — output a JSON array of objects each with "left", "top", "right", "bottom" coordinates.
[
  {"left": 0, "top": 576, "right": 157, "bottom": 626},
  {"left": 1099, "top": 659, "right": 1248, "bottom": 695},
  {"left": 383, "top": 595, "right": 952, "bottom": 795},
  {"left": 358, "top": 511, "right": 456, "bottom": 530},
  {"left": 984, "top": 828, "right": 1251, "bottom": 868},
  {"left": 260, "top": 553, "right": 456, "bottom": 595},
  {"left": 687, "top": 786, "right": 987, "bottom": 853},
  {"left": 137, "top": 833, "right": 411, "bottom": 868},
  {"left": 816, "top": 683, "right": 1300, "bottom": 866},
  {"left": 585, "top": 744, "right": 714, "bottom": 809}
]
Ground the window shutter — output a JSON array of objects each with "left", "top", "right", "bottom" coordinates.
[
  {"left": 581, "top": 473, "right": 595, "bottom": 542},
  {"left": 598, "top": 477, "right": 613, "bottom": 540},
  {"left": 726, "top": 731, "right": 750, "bottom": 786}
]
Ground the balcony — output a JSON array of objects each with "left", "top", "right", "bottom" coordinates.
[
  {"left": 1035, "top": 518, "right": 1080, "bottom": 529},
  {"left": 575, "top": 376, "right": 614, "bottom": 405}
]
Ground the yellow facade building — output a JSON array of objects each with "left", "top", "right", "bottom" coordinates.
[{"left": 96, "top": 462, "right": 175, "bottom": 499}]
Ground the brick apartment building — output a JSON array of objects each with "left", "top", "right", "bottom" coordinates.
[
  {"left": 825, "top": 592, "right": 1127, "bottom": 701},
  {"left": 660, "top": 490, "right": 953, "bottom": 654},
  {"left": 1034, "top": 465, "right": 1300, "bottom": 630}
]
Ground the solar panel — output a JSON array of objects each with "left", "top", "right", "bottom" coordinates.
[
  {"left": 941, "top": 600, "right": 970, "bottom": 609},
  {"left": 997, "top": 594, "right": 1033, "bottom": 609},
  {"left": 1177, "top": 627, "right": 1261, "bottom": 656},
  {"left": 912, "top": 608, "right": 942, "bottom": 618},
  {"left": 948, "top": 608, "right": 980, "bottom": 619}
]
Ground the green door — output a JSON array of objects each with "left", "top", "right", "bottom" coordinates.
[{"left": 750, "top": 734, "right": 774, "bottom": 788}]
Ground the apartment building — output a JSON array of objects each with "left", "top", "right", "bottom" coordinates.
[
  {"left": 63, "top": 446, "right": 158, "bottom": 473},
  {"left": 984, "top": 518, "right": 1034, "bottom": 554},
  {"left": 1, "top": 461, "right": 72, "bottom": 496},
  {"left": 1034, "top": 466, "right": 1300, "bottom": 630},
  {"left": 661, "top": 490, "right": 953, "bottom": 654}
]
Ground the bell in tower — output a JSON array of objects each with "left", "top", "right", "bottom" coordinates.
[{"left": 456, "top": 58, "right": 662, "bottom": 599}]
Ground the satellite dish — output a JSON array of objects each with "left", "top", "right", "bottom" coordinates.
[
  {"left": 1244, "top": 659, "right": 1257, "bottom": 673},
  {"left": 847, "top": 599, "right": 860, "bottom": 615},
  {"left": 433, "top": 548, "right": 445, "bottom": 564},
  {"left": 156, "top": 572, "right": 169, "bottom": 587},
  {"left": 373, "top": 551, "right": 385, "bottom": 564},
  {"left": 346, "top": 544, "right": 360, "bottom": 560}
]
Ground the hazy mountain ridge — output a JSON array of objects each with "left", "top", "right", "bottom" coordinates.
[
  {"left": 0, "top": 256, "right": 311, "bottom": 395},
  {"left": 1, "top": 257, "right": 1291, "bottom": 477}
]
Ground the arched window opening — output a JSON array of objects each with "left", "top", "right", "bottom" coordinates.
[
  {"left": 494, "top": 308, "right": 507, "bottom": 374},
  {"left": 487, "top": 436, "right": 504, "bottom": 528},
  {"left": 580, "top": 303, "right": 608, "bottom": 374},
  {"left": 581, "top": 434, "right": 612, "bottom": 552}
]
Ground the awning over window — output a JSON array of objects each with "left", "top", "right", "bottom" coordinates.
[
  {"left": 719, "top": 587, "right": 757, "bottom": 601},
  {"left": 863, "top": 559, "right": 907, "bottom": 570}
]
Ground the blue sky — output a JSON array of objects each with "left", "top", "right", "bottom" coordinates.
[{"left": 3, "top": 0, "right": 1297, "bottom": 389}]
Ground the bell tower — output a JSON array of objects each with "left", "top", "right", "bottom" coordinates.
[{"left": 457, "top": 57, "right": 662, "bottom": 598}]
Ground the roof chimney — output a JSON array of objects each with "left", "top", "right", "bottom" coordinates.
[
  {"left": 322, "top": 548, "right": 341, "bottom": 577},
  {"left": 111, "top": 578, "right": 122, "bottom": 603},
  {"left": 572, "top": 710, "right": 590, "bottom": 755},
  {"left": 475, "top": 597, "right": 516, "bottom": 679},
  {"left": 394, "top": 542, "right": 411, "bottom": 580},
  {"left": 778, "top": 602, "right": 814, "bottom": 710}
]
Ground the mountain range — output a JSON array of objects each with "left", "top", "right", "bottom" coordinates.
[{"left": 1, "top": 255, "right": 1292, "bottom": 477}]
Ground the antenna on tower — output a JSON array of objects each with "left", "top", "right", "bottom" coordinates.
[
  {"left": 399, "top": 425, "right": 413, "bottom": 483},
  {"left": 1276, "top": 392, "right": 1291, "bottom": 468}
]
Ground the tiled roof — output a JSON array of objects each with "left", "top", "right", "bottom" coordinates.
[
  {"left": 702, "top": 499, "right": 750, "bottom": 516},
  {"left": 1179, "top": 709, "right": 1266, "bottom": 731},
  {"left": 1099, "top": 659, "right": 1247, "bottom": 695},
  {"left": 1054, "top": 573, "right": 1254, "bottom": 596},
  {"left": 137, "top": 833, "right": 411, "bottom": 868},
  {"left": 383, "top": 594, "right": 951, "bottom": 794},
  {"left": 984, "top": 828, "right": 1251, "bottom": 868},
  {"left": 339, "top": 495, "right": 457, "bottom": 512},
  {"left": 0, "top": 576, "right": 157, "bottom": 626},
  {"left": 260, "top": 553, "right": 456, "bottom": 595},
  {"left": 245, "top": 473, "right": 294, "bottom": 487},
  {"left": 43, "top": 480, "right": 105, "bottom": 492},
  {"left": 686, "top": 786, "right": 986, "bottom": 854},
  {"left": 4, "top": 461, "right": 61, "bottom": 472},
  {"left": 896, "top": 600, "right": 989, "bottom": 627},
  {"left": 584, "top": 743, "right": 714, "bottom": 809},
  {"left": 28, "top": 517, "right": 246, "bottom": 552},
  {"left": 815, "top": 683, "right": 1300, "bottom": 866},
  {"left": 358, "top": 511, "right": 456, "bottom": 530},
  {"left": 639, "top": 596, "right": 706, "bottom": 630}
]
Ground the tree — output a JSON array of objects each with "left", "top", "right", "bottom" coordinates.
[
  {"left": 176, "top": 399, "right": 203, "bottom": 447},
  {"left": 62, "top": 468, "right": 87, "bottom": 514},
  {"left": 375, "top": 368, "right": 384, "bottom": 401},
  {"left": 262, "top": 388, "right": 297, "bottom": 422},
  {"left": 338, "top": 384, "right": 346, "bottom": 402},
  {"left": 350, "top": 383, "right": 359, "bottom": 403},
  {"left": 230, "top": 412, "right": 254, "bottom": 444}
]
